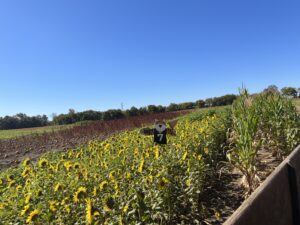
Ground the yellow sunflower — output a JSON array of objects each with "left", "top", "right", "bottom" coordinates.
[
  {"left": 93, "top": 186, "right": 97, "bottom": 197},
  {"left": 22, "top": 167, "right": 31, "bottom": 178},
  {"left": 74, "top": 162, "right": 80, "bottom": 169},
  {"left": 138, "top": 157, "right": 145, "bottom": 173},
  {"left": 25, "top": 194, "right": 31, "bottom": 204},
  {"left": 26, "top": 209, "right": 40, "bottom": 224},
  {"left": 7, "top": 174, "right": 14, "bottom": 181},
  {"left": 21, "top": 204, "right": 30, "bottom": 216},
  {"left": 64, "top": 161, "right": 73, "bottom": 171},
  {"left": 54, "top": 183, "right": 63, "bottom": 192},
  {"left": 8, "top": 180, "right": 15, "bottom": 188},
  {"left": 182, "top": 151, "right": 188, "bottom": 161},
  {"left": 49, "top": 200, "right": 59, "bottom": 212},
  {"left": 16, "top": 185, "right": 23, "bottom": 192},
  {"left": 86, "top": 198, "right": 93, "bottom": 224},
  {"left": 38, "top": 159, "right": 48, "bottom": 168},
  {"left": 100, "top": 181, "right": 108, "bottom": 190},
  {"left": 73, "top": 187, "right": 87, "bottom": 203},
  {"left": 122, "top": 203, "right": 129, "bottom": 213},
  {"left": 22, "top": 158, "right": 31, "bottom": 166},
  {"left": 204, "top": 147, "right": 209, "bottom": 154},
  {"left": 154, "top": 146, "right": 159, "bottom": 159},
  {"left": 158, "top": 177, "right": 169, "bottom": 189},
  {"left": 103, "top": 196, "right": 114, "bottom": 212}
]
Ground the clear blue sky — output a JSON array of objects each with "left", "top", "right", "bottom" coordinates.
[{"left": 0, "top": 0, "right": 299, "bottom": 118}]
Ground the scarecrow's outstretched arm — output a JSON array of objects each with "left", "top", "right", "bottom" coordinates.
[
  {"left": 140, "top": 128, "right": 154, "bottom": 135},
  {"left": 167, "top": 119, "right": 177, "bottom": 135},
  {"left": 167, "top": 128, "right": 176, "bottom": 135}
]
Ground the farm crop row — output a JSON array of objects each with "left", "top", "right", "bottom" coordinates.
[{"left": 227, "top": 90, "right": 300, "bottom": 194}]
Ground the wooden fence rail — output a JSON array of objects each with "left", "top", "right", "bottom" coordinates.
[{"left": 224, "top": 144, "right": 300, "bottom": 225}]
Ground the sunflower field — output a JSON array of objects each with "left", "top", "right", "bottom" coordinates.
[{"left": 0, "top": 110, "right": 231, "bottom": 224}]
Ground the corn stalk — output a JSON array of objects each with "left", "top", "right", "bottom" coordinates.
[{"left": 227, "top": 89, "right": 262, "bottom": 194}]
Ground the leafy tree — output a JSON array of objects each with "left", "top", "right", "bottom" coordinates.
[
  {"left": 147, "top": 105, "right": 159, "bottom": 114},
  {"left": 205, "top": 98, "right": 213, "bottom": 107},
  {"left": 78, "top": 110, "right": 102, "bottom": 121},
  {"left": 178, "top": 102, "right": 195, "bottom": 110},
  {"left": 0, "top": 114, "right": 49, "bottom": 130},
  {"left": 212, "top": 94, "right": 237, "bottom": 106},
  {"left": 125, "top": 107, "right": 139, "bottom": 117},
  {"left": 281, "top": 87, "right": 298, "bottom": 98},
  {"left": 157, "top": 105, "right": 166, "bottom": 113},
  {"left": 102, "top": 109, "right": 125, "bottom": 120},
  {"left": 263, "top": 85, "right": 279, "bottom": 94},
  {"left": 138, "top": 107, "right": 148, "bottom": 115},
  {"left": 195, "top": 100, "right": 205, "bottom": 108},
  {"left": 166, "top": 103, "right": 179, "bottom": 112}
]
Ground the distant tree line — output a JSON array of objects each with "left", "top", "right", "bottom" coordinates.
[
  {"left": 0, "top": 94, "right": 238, "bottom": 129},
  {"left": 3, "top": 85, "right": 299, "bottom": 130},
  {"left": 52, "top": 94, "right": 238, "bottom": 125},
  {"left": 0, "top": 113, "right": 48, "bottom": 130},
  {"left": 0, "top": 93, "right": 241, "bottom": 129}
]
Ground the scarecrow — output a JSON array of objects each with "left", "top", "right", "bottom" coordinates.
[{"left": 140, "top": 120, "right": 176, "bottom": 144}]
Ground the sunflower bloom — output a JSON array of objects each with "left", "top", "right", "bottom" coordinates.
[
  {"left": 122, "top": 203, "right": 129, "bottom": 213},
  {"left": 104, "top": 143, "right": 112, "bottom": 151},
  {"left": 64, "top": 161, "right": 73, "bottom": 171},
  {"left": 204, "top": 147, "right": 209, "bottom": 154},
  {"left": 16, "top": 185, "right": 23, "bottom": 192},
  {"left": 182, "top": 151, "right": 188, "bottom": 161},
  {"left": 54, "top": 183, "right": 63, "bottom": 192},
  {"left": 186, "top": 179, "right": 191, "bottom": 187},
  {"left": 197, "top": 154, "right": 202, "bottom": 161},
  {"left": 100, "top": 181, "right": 108, "bottom": 190},
  {"left": 7, "top": 174, "right": 14, "bottom": 181},
  {"left": 25, "top": 194, "right": 31, "bottom": 204},
  {"left": 86, "top": 198, "right": 93, "bottom": 224},
  {"left": 138, "top": 157, "right": 144, "bottom": 173},
  {"left": 119, "top": 216, "right": 124, "bottom": 225},
  {"left": 21, "top": 204, "right": 30, "bottom": 216},
  {"left": 73, "top": 187, "right": 87, "bottom": 203},
  {"left": 49, "top": 200, "right": 59, "bottom": 212},
  {"left": 158, "top": 177, "right": 169, "bottom": 189},
  {"left": 109, "top": 171, "right": 115, "bottom": 181},
  {"left": 93, "top": 210, "right": 100, "bottom": 217},
  {"left": 93, "top": 186, "right": 97, "bottom": 197},
  {"left": 74, "top": 162, "right": 80, "bottom": 169},
  {"left": 38, "top": 159, "right": 48, "bottom": 168},
  {"left": 134, "top": 148, "right": 139, "bottom": 157},
  {"left": 148, "top": 175, "right": 153, "bottom": 183},
  {"left": 103, "top": 196, "right": 114, "bottom": 212},
  {"left": 154, "top": 146, "right": 159, "bottom": 159},
  {"left": 22, "top": 167, "right": 31, "bottom": 178},
  {"left": 26, "top": 209, "right": 40, "bottom": 224},
  {"left": 8, "top": 180, "right": 15, "bottom": 188},
  {"left": 64, "top": 205, "right": 71, "bottom": 214},
  {"left": 145, "top": 150, "right": 150, "bottom": 158},
  {"left": 22, "top": 158, "right": 31, "bottom": 166},
  {"left": 215, "top": 211, "right": 221, "bottom": 220}
]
